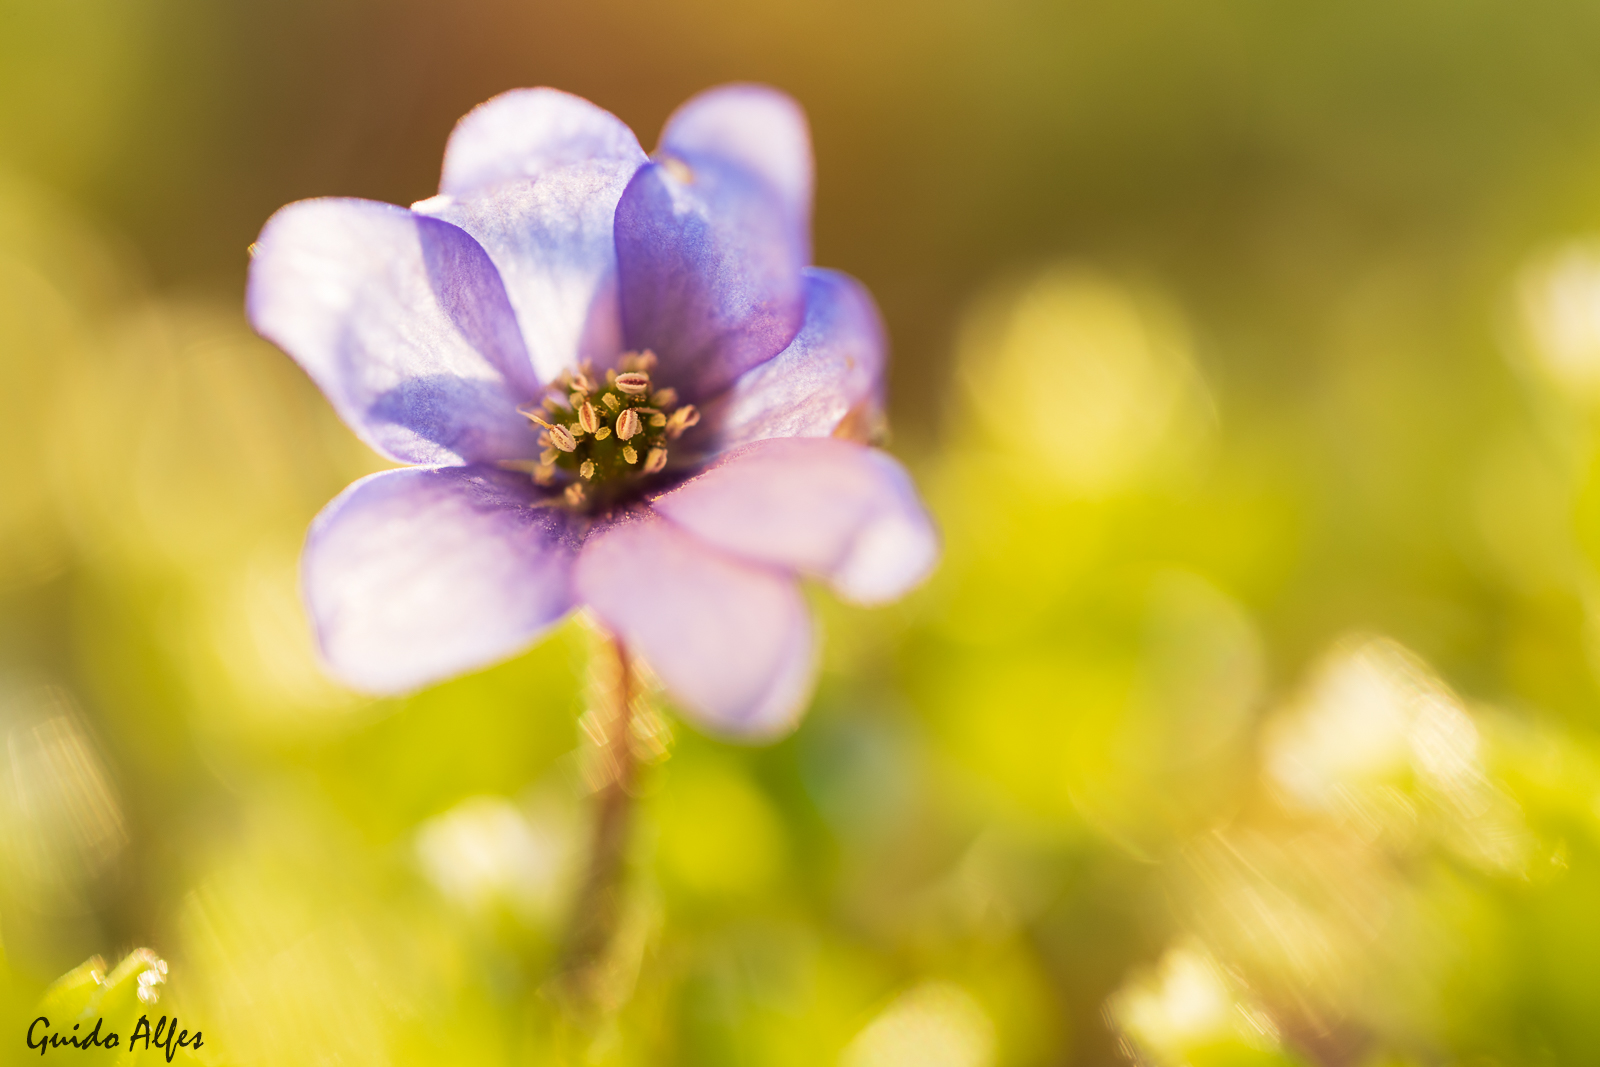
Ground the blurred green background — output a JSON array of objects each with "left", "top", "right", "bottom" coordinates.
[{"left": 9, "top": 0, "right": 1600, "bottom": 1063}]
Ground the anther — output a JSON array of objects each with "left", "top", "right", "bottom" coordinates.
[
  {"left": 623, "top": 445, "right": 639, "bottom": 464},
  {"left": 578, "top": 400, "right": 601, "bottom": 434},
  {"left": 616, "top": 408, "right": 642, "bottom": 440},
  {"left": 547, "top": 424, "right": 578, "bottom": 452},
  {"left": 649, "top": 412, "right": 667, "bottom": 428},
  {"left": 615, "top": 372, "right": 651, "bottom": 396},
  {"left": 539, "top": 447, "right": 558, "bottom": 465},
  {"left": 571, "top": 371, "right": 595, "bottom": 394},
  {"left": 580, "top": 459, "right": 596, "bottom": 480},
  {"left": 534, "top": 465, "right": 556, "bottom": 485},
  {"left": 564, "top": 483, "right": 587, "bottom": 506},
  {"left": 623, "top": 350, "right": 659, "bottom": 372},
  {"left": 643, "top": 447, "right": 668, "bottom": 474},
  {"left": 569, "top": 392, "right": 585, "bottom": 408},
  {"left": 594, "top": 426, "right": 612, "bottom": 440},
  {"left": 665, "top": 404, "right": 700, "bottom": 438},
  {"left": 602, "top": 393, "right": 621, "bottom": 412},
  {"left": 651, "top": 387, "right": 678, "bottom": 408}
]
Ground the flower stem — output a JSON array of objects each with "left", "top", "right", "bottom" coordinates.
[{"left": 558, "top": 633, "right": 637, "bottom": 1002}]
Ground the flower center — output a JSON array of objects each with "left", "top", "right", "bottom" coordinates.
[{"left": 507, "top": 351, "right": 699, "bottom": 512}]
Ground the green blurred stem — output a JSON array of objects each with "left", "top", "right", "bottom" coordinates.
[{"left": 558, "top": 633, "right": 636, "bottom": 997}]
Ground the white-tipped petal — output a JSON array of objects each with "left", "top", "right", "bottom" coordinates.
[{"left": 650, "top": 437, "right": 937, "bottom": 605}]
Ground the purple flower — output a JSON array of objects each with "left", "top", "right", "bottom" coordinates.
[{"left": 246, "top": 85, "right": 938, "bottom": 739}]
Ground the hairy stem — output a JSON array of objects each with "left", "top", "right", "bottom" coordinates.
[{"left": 558, "top": 633, "right": 637, "bottom": 999}]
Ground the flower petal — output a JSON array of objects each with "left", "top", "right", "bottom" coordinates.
[
  {"left": 248, "top": 198, "right": 540, "bottom": 466},
  {"left": 708, "top": 268, "right": 887, "bottom": 450},
  {"left": 416, "top": 160, "right": 639, "bottom": 385},
  {"left": 615, "top": 157, "right": 807, "bottom": 402},
  {"left": 438, "top": 87, "right": 646, "bottom": 198},
  {"left": 650, "top": 437, "right": 938, "bottom": 605},
  {"left": 658, "top": 83, "right": 813, "bottom": 264},
  {"left": 574, "top": 512, "right": 816, "bottom": 739},
  {"left": 303, "top": 466, "right": 579, "bottom": 694}
]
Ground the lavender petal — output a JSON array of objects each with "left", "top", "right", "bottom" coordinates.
[
  {"left": 248, "top": 198, "right": 540, "bottom": 465},
  {"left": 438, "top": 87, "right": 646, "bottom": 197},
  {"left": 417, "top": 159, "right": 641, "bottom": 385},
  {"left": 615, "top": 156, "right": 807, "bottom": 402},
  {"left": 303, "top": 466, "right": 579, "bottom": 693},
  {"left": 709, "top": 268, "right": 887, "bottom": 450},
  {"left": 658, "top": 83, "right": 813, "bottom": 265}
]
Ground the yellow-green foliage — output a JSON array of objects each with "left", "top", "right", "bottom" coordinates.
[{"left": 13, "top": 2, "right": 1600, "bottom": 1064}]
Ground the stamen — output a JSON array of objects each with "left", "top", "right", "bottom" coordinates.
[
  {"left": 547, "top": 424, "right": 578, "bottom": 452},
  {"left": 623, "top": 350, "right": 659, "bottom": 372},
  {"left": 665, "top": 405, "right": 700, "bottom": 438},
  {"left": 615, "top": 372, "right": 651, "bottom": 396},
  {"left": 578, "top": 400, "right": 601, "bottom": 434},
  {"left": 527, "top": 357, "right": 701, "bottom": 511}
]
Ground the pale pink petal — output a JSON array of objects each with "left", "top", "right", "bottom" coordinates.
[
  {"left": 574, "top": 512, "right": 816, "bottom": 739},
  {"left": 649, "top": 437, "right": 938, "bottom": 605}
]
